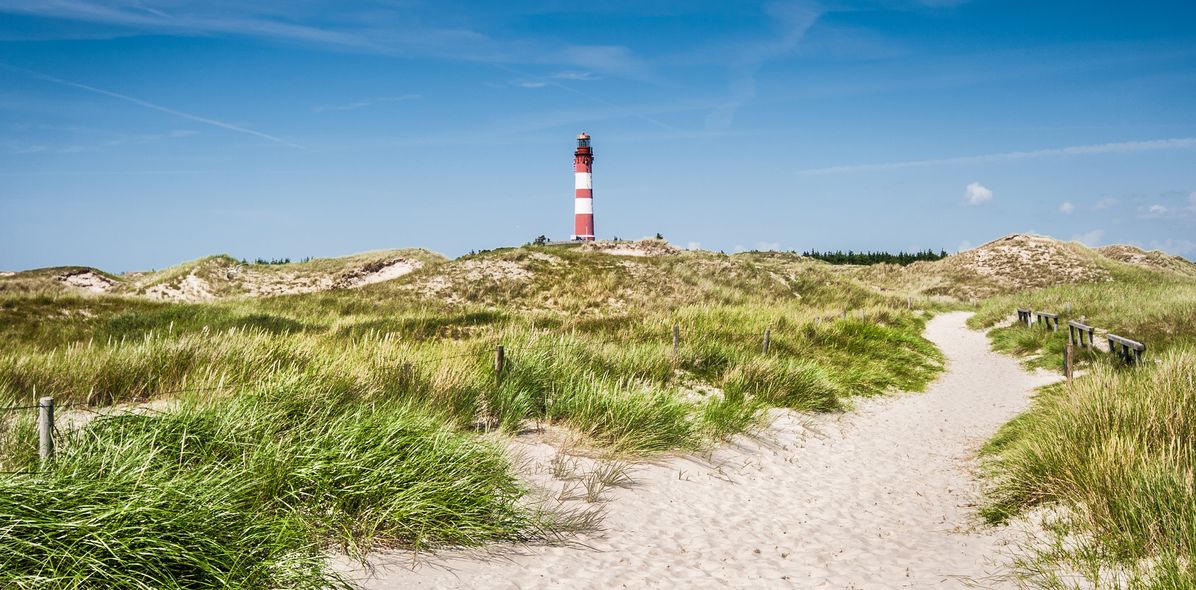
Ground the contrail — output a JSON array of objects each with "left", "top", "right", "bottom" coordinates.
[
  {"left": 799, "top": 137, "right": 1196, "bottom": 175},
  {"left": 4, "top": 64, "right": 301, "bottom": 148}
]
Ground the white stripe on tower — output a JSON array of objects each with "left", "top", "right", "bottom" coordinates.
[
  {"left": 575, "top": 172, "right": 592, "bottom": 190},
  {"left": 574, "top": 197, "right": 593, "bottom": 214}
]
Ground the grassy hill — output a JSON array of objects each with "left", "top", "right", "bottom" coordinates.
[
  {"left": 0, "top": 239, "right": 947, "bottom": 588},
  {"left": 1, "top": 234, "right": 1193, "bottom": 588},
  {"left": 0, "top": 248, "right": 445, "bottom": 300}
]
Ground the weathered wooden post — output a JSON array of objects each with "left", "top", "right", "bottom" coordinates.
[
  {"left": 763, "top": 328, "right": 771, "bottom": 354},
  {"left": 907, "top": 296, "right": 912, "bottom": 310},
  {"left": 38, "top": 396, "right": 54, "bottom": 462},
  {"left": 1065, "top": 343, "right": 1074, "bottom": 381},
  {"left": 672, "top": 323, "right": 680, "bottom": 356},
  {"left": 494, "top": 345, "right": 505, "bottom": 385}
]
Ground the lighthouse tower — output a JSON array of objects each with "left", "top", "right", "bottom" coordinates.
[{"left": 572, "top": 132, "right": 595, "bottom": 241}]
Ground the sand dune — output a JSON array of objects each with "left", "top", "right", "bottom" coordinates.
[{"left": 345, "top": 312, "right": 1060, "bottom": 588}]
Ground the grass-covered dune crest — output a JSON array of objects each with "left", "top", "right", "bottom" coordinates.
[{"left": 1, "top": 240, "right": 951, "bottom": 587}]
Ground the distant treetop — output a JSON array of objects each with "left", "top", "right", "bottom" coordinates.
[{"left": 801, "top": 249, "right": 949, "bottom": 266}]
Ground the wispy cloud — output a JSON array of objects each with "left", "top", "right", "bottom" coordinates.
[
  {"left": 313, "top": 95, "right": 420, "bottom": 113},
  {"left": 552, "top": 71, "right": 599, "bottom": 81},
  {"left": 3, "top": 129, "right": 197, "bottom": 154},
  {"left": 0, "top": 1, "right": 647, "bottom": 77},
  {"left": 799, "top": 137, "right": 1196, "bottom": 175},
  {"left": 493, "top": 64, "right": 678, "bottom": 132},
  {"left": 1059, "top": 201, "right": 1075, "bottom": 214},
  {"left": 1071, "top": 229, "right": 1106, "bottom": 247},
  {"left": 5, "top": 65, "right": 300, "bottom": 147},
  {"left": 510, "top": 72, "right": 598, "bottom": 87},
  {"left": 1148, "top": 238, "right": 1196, "bottom": 256},
  {"left": 705, "top": 2, "right": 823, "bottom": 131},
  {"left": 1094, "top": 197, "right": 1118, "bottom": 210},
  {"left": 1144, "top": 204, "right": 1169, "bottom": 217}
]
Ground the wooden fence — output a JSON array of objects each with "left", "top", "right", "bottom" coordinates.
[
  {"left": 1017, "top": 308, "right": 1147, "bottom": 376},
  {"left": 1107, "top": 333, "right": 1146, "bottom": 365}
]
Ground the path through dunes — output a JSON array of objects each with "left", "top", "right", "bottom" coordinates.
[{"left": 347, "top": 312, "right": 1060, "bottom": 589}]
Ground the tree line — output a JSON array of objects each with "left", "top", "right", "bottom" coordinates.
[{"left": 800, "top": 249, "right": 950, "bottom": 266}]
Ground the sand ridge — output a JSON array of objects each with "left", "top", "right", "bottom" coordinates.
[{"left": 343, "top": 312, "right": 1060, "bottom": 588}]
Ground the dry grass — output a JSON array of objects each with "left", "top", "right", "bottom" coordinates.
[{"left": 847, "top": 234, "right": 1147, "bottom": 300}]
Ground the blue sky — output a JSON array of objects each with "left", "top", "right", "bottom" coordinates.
[{"left": 2, "top": 0, "right": 1194, "bottom": 271}]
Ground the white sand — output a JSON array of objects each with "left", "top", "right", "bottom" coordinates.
[
  {"left": 340, "top": 260, "right": 420, "bottom": 288},
  {"left": 59, "top": 270, "right": 117, "bottom": 293},
  {"left": 145, "top": 273, "right": 215, "bottom": 302},
  {"left": 345, "top": 312, "right": 1060, "bottom": 589}
]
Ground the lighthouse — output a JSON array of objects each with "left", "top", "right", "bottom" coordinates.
[{"left": 572, "top": 132, "right": 595, "bottom": 241}]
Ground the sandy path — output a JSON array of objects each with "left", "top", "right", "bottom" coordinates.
[{"left": 347, "top": 312, "right": 1059, "bottom": 589}]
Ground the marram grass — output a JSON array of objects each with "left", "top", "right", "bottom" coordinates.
[
  {"left": 981, "top": 350, "right": 1196, "bottom": 588},
  {"left": 0, "top": 376, "right": 557, "bottom": 589},
  {"left": 0, "top": 247, "right": 947, "bottom": 587}
]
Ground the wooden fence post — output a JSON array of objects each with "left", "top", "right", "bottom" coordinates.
[
  {"left": 1064, "top": 343, "right": 1074, "bottom": 381},
  {"left": 672, "top": 323, "right": 680, "bottom": 356},
  {"left": 38, "top": 396, "right": 54, "bottom": 461},
  {"left": 494, "top": 345, "right": 505, "bottom": 385},
  {"left": 763, "top": 328, "right": 771, "bottom": 354}
]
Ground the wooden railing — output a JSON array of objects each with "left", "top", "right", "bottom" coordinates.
[
  {"left": 1067, "top": 320, "right": 1096, "bottom": 349},
  {"left": 1016, "top": 308, "right": 1148, "bottom": 375},
  {"left": 1035, "top": 311, "right": 1059, "bottom": 332},
  {"left": 1107, "top": 333, "right": 1146, "bottom": 365}
]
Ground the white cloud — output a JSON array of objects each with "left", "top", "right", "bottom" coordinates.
[
  {"left": 964, "top": 182, "right": 992, "bottom": 205},
  {"left": 800, "top": 137, "right": 1196, "bottom": 175},
  {"left": 515, "top": 81, "right": 547, "bottom": 89},
  {"left": 755, "top": 241, "right": 781, "bottom": 252},
  {"left": 1094, "top": 197, "right": 1117, "bottom": 210},
  {"left": 686, "top": 241, "right": 702, "bottom": 251},
  {"left": 956, "top": 240, "right": 973, "bottom": 253},
  {"left": 1071, "top": 229, "right": 1105, "bottom": 247},
  {"left": 1059, "top": 201, "right": 1075, "bottom": 214},
  {"left": 733, "top": 244, "right": 746, "bottom": 253},
  {"left": 1146, "top": 204, "right": 1168, "bottom": 217}
]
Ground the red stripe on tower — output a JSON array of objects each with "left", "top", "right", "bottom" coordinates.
[{"left": 572, "top": 132, "right": 595, "bottom": 241}]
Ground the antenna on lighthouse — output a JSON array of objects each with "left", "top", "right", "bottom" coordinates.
[{"left": 571, "top": 132, "right": 595, "bottom": 241}]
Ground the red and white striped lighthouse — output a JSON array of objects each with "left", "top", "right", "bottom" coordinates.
[{"left": 572, "top": 132, "right": 595, "bottom": 241}]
